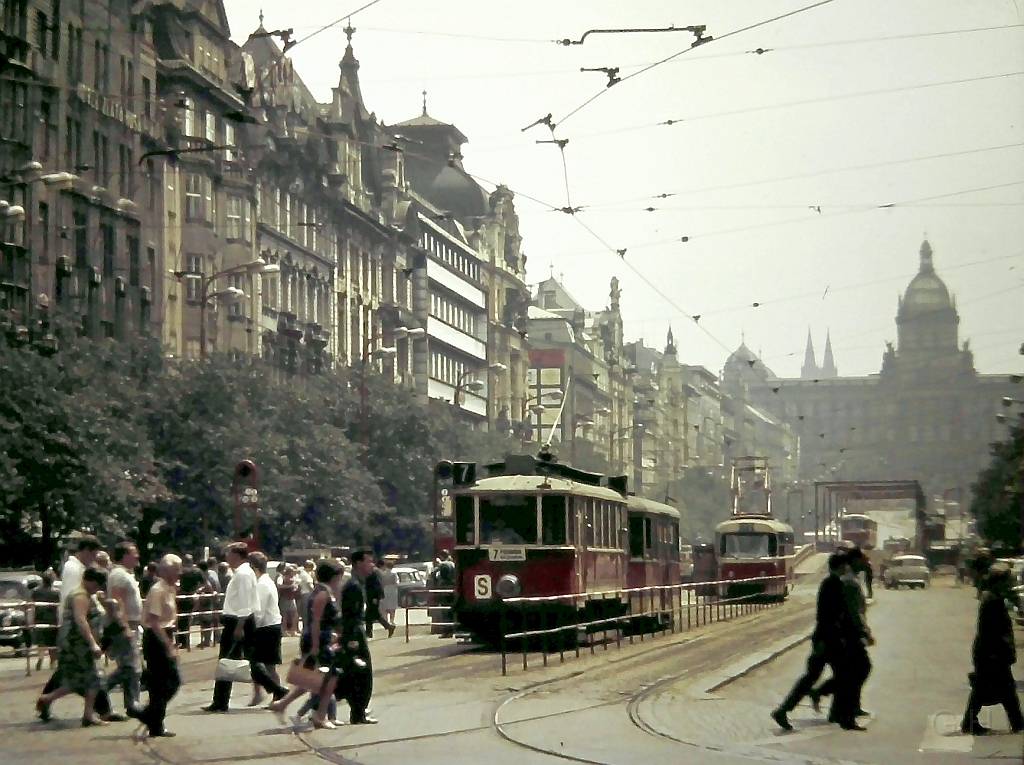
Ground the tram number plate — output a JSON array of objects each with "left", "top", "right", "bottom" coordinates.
[
  {"left": 474, "top": 574, "right": 492, "bottom": 600},
  {"left": 488, "top": 547, "right": 526, "bottom": 562}
]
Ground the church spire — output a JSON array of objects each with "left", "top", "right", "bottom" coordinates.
[
  {"left": 801, "top": 329, "right": 818, "bottom": 379},
  {"left": 821, "top": 330, "right": 837, "bottom": 378},
  {"left": 665, "top": 325, "right": 676, "bottom": 356}
]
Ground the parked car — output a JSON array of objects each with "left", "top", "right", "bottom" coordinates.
[
  {"left": 883, "top": 554, "right": 930, "bottom": 589},
  {"left": 0, "top": 575, "right": 38, "bottom": 654},
  {"left": 394, "top": 566, "right": 428, "bottom": 607}
]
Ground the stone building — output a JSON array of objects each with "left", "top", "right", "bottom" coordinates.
[
  {"left": 722, "top": 240, "right": 1017, "bottom": 505},
  {"left": 2, "top": 0, "right": 165, "bottom": 340},
  {"left": 528, "top": 276, "right": 634, "bottom": 473}
]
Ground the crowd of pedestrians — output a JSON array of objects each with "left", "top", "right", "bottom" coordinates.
[{"left": 29, "top": 534, "right": 401, "bottom": 738}]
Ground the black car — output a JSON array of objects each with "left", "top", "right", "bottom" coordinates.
[{"left": 0, "top": 575, "right": 39, "bottom": 654}]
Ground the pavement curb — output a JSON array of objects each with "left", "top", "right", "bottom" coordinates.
[{"left": 703, "top": 631, "right": 810, "bottom": 694}]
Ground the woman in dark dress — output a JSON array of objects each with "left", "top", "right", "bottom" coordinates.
[
  {"left": 35, "top": 568, "right": 109, "bottom": 726},
  {"left": 33, "top": 572, "right": 60, "bottom": 671},
  {"left": 268, "top": 559, "right": 344, "bottom": 728}
]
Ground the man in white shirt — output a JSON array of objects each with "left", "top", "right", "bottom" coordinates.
[
  {"left": 248, "top": 552, "right": 284, "bottom": 706},
  {"left": 204, "top": 543, "right": 288, "bottom": 712},
  {"left": 106, "top": 541, "right": 143, "bottom": 714},
  {"left": 59, "top": 535, "right": 102, "bottom": 609}
]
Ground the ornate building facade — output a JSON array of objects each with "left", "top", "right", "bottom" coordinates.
[{"left": 723, "top": 240, "right": 1017, "bottom": 505}]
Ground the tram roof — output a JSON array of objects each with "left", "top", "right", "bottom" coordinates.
[
  {"left": 626, "top": 495, "right": 681, "bottom": 520},
  {"left": 460, "top": 475, "right": 627, "bottom": 502},
  {"left": 841, "top": 514, "right": 874, "bottom": 521},
  {"left": 716, "top": 515, "right": 793, "bottom": 534}
]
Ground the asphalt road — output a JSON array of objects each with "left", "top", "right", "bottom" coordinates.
[{"left": 0, "top": 574, "right": 1014, "bottom": 765}]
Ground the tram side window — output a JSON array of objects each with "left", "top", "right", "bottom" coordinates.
[
  {"left": 595, "top": 502, "right": 606, "bottom": 547},
  {"left": 629, "top": 515, "right": 644, "bottom": 558},
  {"left": 541, "top": 495, "right": 567, "bottom": 545},
  {"left": 566, "top": 497, "right": 576, "bottom": 544},
  {"left": 589, "top": 499, "right": 598, "bottom": 548},
  {"left": 480, "top": 494, "right": 536, "bottom": 545},
  {"left": 644, "top": 517, "right": 653, "bottom": 555},
  {"left": 768, "top": 535, "right": 778, "bottom": 556},
  {"left": 455, "top": 496, "right": 475, "bottom": 545}
]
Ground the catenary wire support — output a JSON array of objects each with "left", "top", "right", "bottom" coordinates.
[{"left": 555, "top": 25, "right": 712, "bottom": 47}]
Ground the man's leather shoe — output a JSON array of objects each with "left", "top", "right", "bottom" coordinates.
[
  {"left": 962, "top": 722, "right": 990, "bottom": 735},
  {"left": 100, "top": 713, "right": 127, "bottom": 722},
  {"left": 838, "top": 720, "right": 866, "bottom": 731},
  {"left": 351, "top": 716, "right": 379, "bottom": 725},
  {"left": 202, "top": 704, "right": 228, "bottom": 713},
  {"left": 771, "top": 708, "right": 793, "bottom": 731},
  {"left": 151, "top": 730, "right": 177, "bottom": 737}
]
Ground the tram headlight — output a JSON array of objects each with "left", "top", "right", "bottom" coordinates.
[{"left": 496, "top": 574, "right": 522, "bottom": 598}]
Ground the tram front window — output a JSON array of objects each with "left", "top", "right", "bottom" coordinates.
[
  {"left": 480, "top": 494, "right": 536, "bottom": 545},
  {"left": 721, "top": 533, "right": 771, "bottom": 559},
  {"left": 541, "top": 496, "right": 567, "bottom": 545},
  {"left": 455, "top": 496, "right": 475, "bottom": 545}
]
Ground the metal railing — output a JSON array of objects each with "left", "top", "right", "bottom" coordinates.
[{"left": 496, "top": 575, "right": 788, "bottom": 676}]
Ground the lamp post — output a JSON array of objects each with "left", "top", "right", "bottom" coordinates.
[
  {"left": 569, "top": 409, "right": 607, "bottom": 463},
  {"left": 170, "top": 257, "right": 279, "bottom": 357},
  {"left": 453, "top": 362, "right": 507, "bottom": 410},
  {"left": 359, "top": 325, "right": 425, "bottom": 449}
]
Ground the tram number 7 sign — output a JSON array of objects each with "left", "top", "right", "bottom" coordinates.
[{"left": 474, "top": 574, "right": 492, "bottom": 600}]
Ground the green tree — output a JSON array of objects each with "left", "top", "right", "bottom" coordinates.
[{"left": 971, "top": 420, "right": 1024, "bottom": 550}]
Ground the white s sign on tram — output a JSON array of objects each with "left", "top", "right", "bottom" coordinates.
[{"left": 474, "top": 574, "right": 492, "bottom": 600}]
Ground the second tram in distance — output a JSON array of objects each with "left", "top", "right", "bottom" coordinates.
[{"left": 435, "top": 450, "right": 681, "bottom": 643}]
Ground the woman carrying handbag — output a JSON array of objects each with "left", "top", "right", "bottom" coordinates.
[{"left": 268, "top": 560, "right": 345, "bottom": 728}]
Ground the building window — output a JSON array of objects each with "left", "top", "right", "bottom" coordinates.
[
  {"left": 183, "top": 97, "right": 198, "bottom": 137},
  {"left": 38, "top": 202, "right": 49, "bottom": 262},
  {"left": 204, "top": 111, "right": 216, "bottom": 143},
  {"left": 142, "top": 77, "right": 151, "bottom": 119},
  {"left": 40, "top": 97, "right": 55, "bottom": 159},
  {"left": 101, "top": 222, "right": 115, "bottom": 277},
  {"left": 185, "top": 254, "right": 203, "bottom": 300},
  {"left": 35, "top": 11, "right": 48, "bottom": 56},
  {"left": 223, "top": 122, "right": 235, "bottom": 161},
  {"left": 185, "top": 173, "right": 204, "bottom": 220},
  {"left": 147, "top": 247, "right": 155, "bottom": 294},
  {"left": 229, "top": 273, "right": 243, "bottom": 317},
  {"left": 227, "top": 194, "right": 242, "bottom": 239},
  {"left": 73, "top": 204, "right": 88, "bottom": 269},
  {"left": 127, "top": 234, "right": 140, "bottom": 287}
]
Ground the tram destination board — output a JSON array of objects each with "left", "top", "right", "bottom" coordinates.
[{"left": 488, "top": 546, "right": 527, "bottom": 562}]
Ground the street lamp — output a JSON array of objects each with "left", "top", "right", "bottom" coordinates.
[
  {"left": 453, "top": 362, "right": 507, "bottom": 409},
  {"left": 522, "top": 390, "right": 563, "bottom": 448},
  {"left": 170, "top": 257, "right": 280, "bottom": 358},
  {"left": 360, "top": 325, "right": 422, "bottom": 448}
]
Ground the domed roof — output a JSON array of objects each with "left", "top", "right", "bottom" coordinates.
[
  {"left": 724, "top": 342, "right": 776, "bottom": 380},
  {"left": 901, "top": 240, "right": 952, "bottom": 315}
]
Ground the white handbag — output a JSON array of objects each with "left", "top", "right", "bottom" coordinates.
[{"left": 215, "top": 657, "right": 252, "bottom": 683}]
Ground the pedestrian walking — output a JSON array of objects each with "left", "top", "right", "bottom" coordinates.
[
  {"left": 105, "top": 541, "right": 144, "bottom": 715},
  {"left": 364, "top": 560, "right": 394, "bottom": 638},
  {"left": 339, "top": 550, "right": 378, "bottom": 724},
  {"left": 58, "top": 535, "right": 102, "bottom": 611},
  {"left": 961, "top": 564, "right": 1024, "bottom": 734},
  {"left": 140, "top": 562, "right": 159, "bottom": 598},
  {"left": 204, "top": 543, "right": 287, "bottom": 712},
  {"left": 379, "top": 560, "right": 399, "bottom": 629},
  {"left": 177, "top": 554, "right": 205, "bottom": 650},
  {"left": 127, "top": 554, "right": 183, "bottom": 737},
  {"left": 268, "top": 559, "right": 345, "bottom": 728},
  {"left": 32, "top": 572, "right": 60, "bottom": 671},
  {"left": 249, "top": 552, "right": 284, "bottom": 707},
  {"left": 296, "top": 560, "right": 315, "bottom": 632},
  {"left": 35, "top": 567, "right": 109, "bottom": 726},
  {"left": 772, "top": 552, "right": 858, "bottom": 731},
  {"left": 277, "top": 566, "right": 299, "bottom": 637}
]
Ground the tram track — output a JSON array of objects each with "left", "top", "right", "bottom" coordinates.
[{"left": 126, "top": 597, "right": 817, "bottom": 765}]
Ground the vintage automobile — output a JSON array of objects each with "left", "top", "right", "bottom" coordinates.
[
  {"left": 882, "top": 554, "right": 930, "bottom": 589},
  {"left": 0, "top": 574, "right": 41, "bottom": 654},
  {"left": 394, "top": 566, "right": 429, "bottom": 607}
]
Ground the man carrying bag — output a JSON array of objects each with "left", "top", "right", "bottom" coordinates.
[{"left": 204, "top": 543, "right": 287, "bottom": 712}]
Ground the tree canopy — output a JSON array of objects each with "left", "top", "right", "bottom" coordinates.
[{"left": 971, "top": 418, "right": 1024, "bottom": 550}]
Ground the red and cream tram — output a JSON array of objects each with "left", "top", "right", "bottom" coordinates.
[
  {"left": 716, "top": 516, "right": 796, "bottom": 600},
  {"left": 715, "top": 456, "right": 796, "bottom": 601},
  {"left": 839, "top": 514, "right": 878, "bottom": 550},
  {"left": 435, "top": 451, "right": 680, "bottom": 643}
]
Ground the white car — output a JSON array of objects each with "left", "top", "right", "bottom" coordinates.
[{"left": 883, "top": 554, "right": 930, "bottom": 589}]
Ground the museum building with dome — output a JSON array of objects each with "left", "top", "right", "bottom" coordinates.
[{"left": 721, "top": 240, "right": 1017, "bottom": 506}]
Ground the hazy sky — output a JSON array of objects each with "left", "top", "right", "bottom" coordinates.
[{"left": 222, "top": 0, "right": 1023, "bottom": 379}]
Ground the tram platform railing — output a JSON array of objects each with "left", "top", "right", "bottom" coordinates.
[{"left": 496, "top": 575, "right": 788, "bottom": 676}]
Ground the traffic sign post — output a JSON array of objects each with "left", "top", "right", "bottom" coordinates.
[{"left": 233, "top": 460, "right": 260, "bottom": 548}]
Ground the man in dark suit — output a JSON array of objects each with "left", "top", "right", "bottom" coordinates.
[
  {"left": 962, "top": 565, "right": 1024, "bottom": 734},
  {"left": 773, "top": 552, "right": 868, "bottom": 731},
  {"left": 337, "top": 550, "right": 377, "bottom": 725}
]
